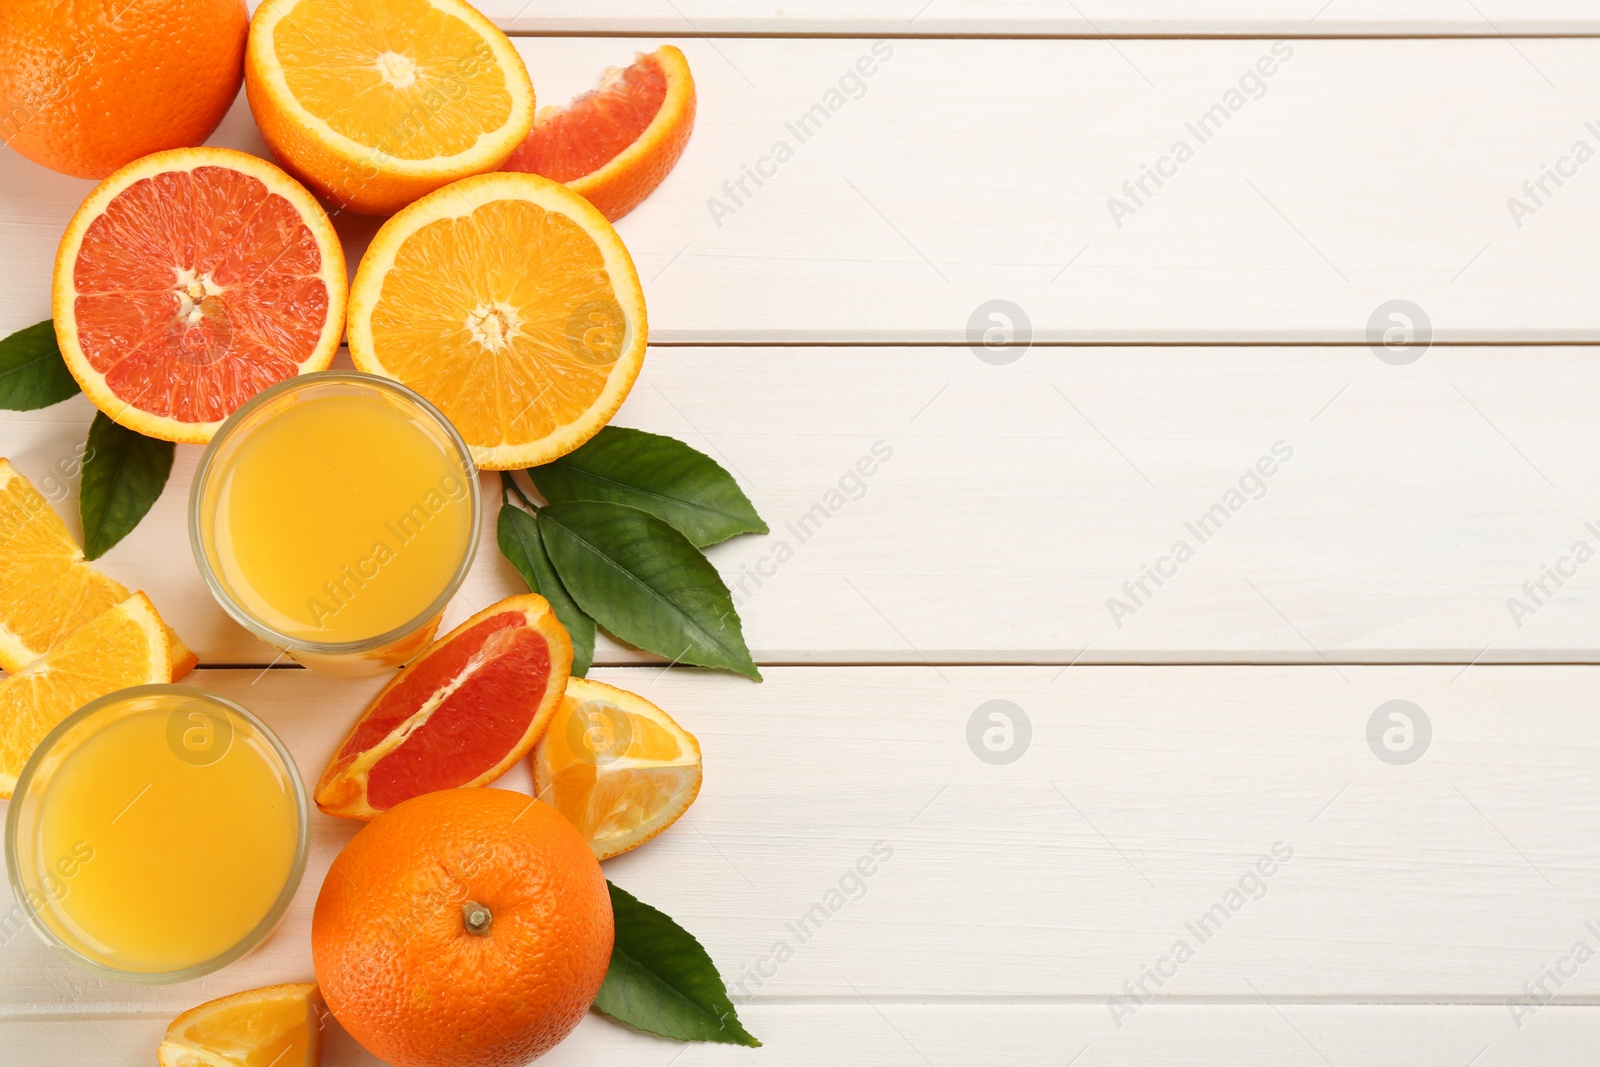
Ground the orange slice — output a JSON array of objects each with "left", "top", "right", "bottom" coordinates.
[
  {"left": 316, "top": 594, "right": 572, "bottom": 820},
  {"left": 532, "top": 677, "right": 702, "bottom": 859},
  {"left": 52, "top": 146, "right": 346, "bottom": 444},
  {"left": 0, "top": 592, "right": 172, "bottom": 797},
  {"left": 0, "top": 459, "right": 195, "bottom": 678},
  {"left": 347, "top": 171, "right": 647, "bottom": 470},
  {"left": 157, "top": 982, "right": 324, "bottom": 1067},
  {"left": 245, "top": 0, "right": 535, "bottom": 216},
  {"left": 502, "top": 45, "right": 695, "bottom": 222}
]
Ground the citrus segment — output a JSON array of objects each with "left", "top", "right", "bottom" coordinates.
[
  {"left": 246, "top": 0, "right": 535, "bottom": 215},
  {"left": 0, "top": 593, "right": 172, "bottom": 797},
  {"left": 313, "top": 789, "right": 611, "bottom": 1067},
  {"left": 0, "top": 0, "right": 248, "bottom": 179},
  {"left": 157, "top": 982, "right": 323, "bottom": 1067},
  {"left": 0, "top": 459, "right": 195, "bottom": 677},
  {"left": 533, "top": 677, "right": 702, "bottom": 859},
  {"left": 503, "top": 45, "right": 696, "bottom": 222},
  {"left": 315, "top": 593, "right": 572, "bottom": 819},
  {"left": 347, "top": 171, "right": 647, "bottom": 469},
  {"left": 52, "top": 147, "right": 345, "bottom": 444}
]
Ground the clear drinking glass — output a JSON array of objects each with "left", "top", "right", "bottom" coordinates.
[{"left": 189, "top": 372, "right": 481, "bottom": 676}]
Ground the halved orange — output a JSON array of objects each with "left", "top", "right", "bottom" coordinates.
[
  {"left": 532, "top": 677, "right": 702, "bottom": 860},
  {"left": 157, "top": 982, "right": 324, "bottom": 1067},
  {"left": 0, "top": 459, "right": 195, "bottom": 678},
  {"left": 0, "top": 592, "right": 172, "bottom": 797},
  {"left": 52, "top": 146, "right": 346, "bottom": 444},
  {"left": 502, "top": 45, "right": 695, "bottom": 222},
  {"left": 316, "top": 594, "right": 572, "bottom": 820},
  {"left": 347, "top": 171, "right": 647, "bottom": 470},
  {"left": 246, "top": 0, "right": 536, "bottom": 216}
]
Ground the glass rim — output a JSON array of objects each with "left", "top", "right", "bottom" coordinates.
[
  {"left": 188, "top": 370, "right": 482, "bottom": 656},
  {"left": 3, "top": 684, "right": 310, "bottom": 984}
]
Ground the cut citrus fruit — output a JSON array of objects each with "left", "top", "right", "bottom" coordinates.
[
  {"left": 0, "top": 459, "right": 195, "bottom": 678},
  {"left": 157, "top": 982, "right": 324, "bottom": 1067},
  {"left": 502, "top": 45, "right": 695, "bottom": 222},
  {"left": 0, "top": 592, "right": 171, "bottom": 797},
  {"left": 347, "top": 170, "right": 647, "bottom": 470},
  {"left": 245, "top": 0, "right": 536, "bottom": 216},
  {"left": 533, "top": 677, "right": 702, "bottom": 860},
  {"left": 316, "top": 594, "right": 572, "bottom": 819},
  {"left": 52, "top": 146, "right": 346, "bottom": 444}
]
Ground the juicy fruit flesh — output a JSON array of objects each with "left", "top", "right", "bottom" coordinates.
[
  {"left": 333, "top": 610, "right": 554, "bottom": 809},
  {"left": 160, "top": 983, "right": 321, "bottom": 1067},
  {"left": 536, "top": 687, "right": 700, "bottom": 857},
  {"left": 368, "top": 197, "right": 627, "bottom": 447},
  {"left": 33, "top": 703, "right": 298, "bottom": 973},
  {"left": 508, "top": 53, "right": 668, "bottom": 181},
  {"left": 0, "top": 462, "right": 127, "bottom": 668},
  {"left": 71, "top": 166, "right": 330, "bottom": 425},
  {"left": 275, "top": 0, "right": 515, "bottom": 160},
  {"left": 0, "top": 595, "right": 170, "bottom": 795},
  {"left": 205, "top": 390, "right": 474, "bottom": 642}
]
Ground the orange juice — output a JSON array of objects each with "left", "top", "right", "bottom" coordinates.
[
  {"left": 5, "top": 686, "right": 306, "bottom": 979},
  {"left": 192, "top": 373, "right": 479, "bottom": 672}
]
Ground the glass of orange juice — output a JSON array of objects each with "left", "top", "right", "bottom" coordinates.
[
  {"left": 190, "top": 371, "right": 480, "bottom": 675},
  {"left": 5, "top": 685, "right": 308, "bottom": 982}
]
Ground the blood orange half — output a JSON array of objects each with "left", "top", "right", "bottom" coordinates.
[
  {"left": 315, "top": 594, "right": 573, "bottom": 820},
  {"left": 501, "top": 45, "right": 695, "bottom": 222},
  {"left": 52, "top": 146, "right": 346, "bottom": 444}
]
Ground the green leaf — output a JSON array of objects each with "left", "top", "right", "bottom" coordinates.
[
  {"left": 528, "top": 427, "right": 767, "bottom": 548},
  {"left": 538, "top": 501, "right": 760, "bottom": 681},
  {"left": 80, "top": 413, "right": 174, "bottom": 560},
  {"left": 0, "top": 321, "right": 80, "bottom": 410},
  {"left": 595, "top": 881, "right": 760, "bottom": 1047},
  {"left": 497, "top": 499, "right": 596, "bottom": 676}
]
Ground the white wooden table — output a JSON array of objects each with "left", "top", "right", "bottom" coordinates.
[{"left": 7, "top": 5, "right": 1600, "bottom": 1064}]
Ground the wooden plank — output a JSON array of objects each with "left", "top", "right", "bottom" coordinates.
[
  {"left": 468, "top": 2, "right": 1600, "bottom": 38},
  {"left": 8, "top": 39, "right": 1600, "bottom": 343},
  {"left": 9, "top": 1004, "right": 1600, "bottom": 1066},
  {"left": 5, "top": 346, "right": 1600, "bottom": 666},
  {"left": 3, "top": 665, "right": 1599, "bottom": 1016}
]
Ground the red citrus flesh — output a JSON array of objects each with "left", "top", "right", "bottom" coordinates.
[
  {"left": 502, "top": 53, "right": 668, "bottom": 181},
  {"left": 67, "top": 163, "right": 338, "bottom": 427},
  {"left": 316, "top": 595, "right": 573, "bottom": 820}
]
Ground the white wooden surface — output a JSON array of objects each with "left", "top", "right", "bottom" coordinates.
[{"left": 4, "top": 12, "right": 1600, "bottom": 1067}]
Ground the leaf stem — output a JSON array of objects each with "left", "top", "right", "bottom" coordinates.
[{"left": 499, "top": 470, "right": 538, "bottom": 512}]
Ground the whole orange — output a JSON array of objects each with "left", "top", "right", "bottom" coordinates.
[
  {"left": 0, "top": 0, "right": 248, "bottom": 179},
  {"left": 312, "top": 788, "right": 614, "bottom": 1067}
]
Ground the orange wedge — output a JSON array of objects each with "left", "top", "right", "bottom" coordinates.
[
  {"left": 532, "top": 678, "right": 702, "bottom": 860},
  {"left": 52, "top": 146, "right": 346, "bottom": 444},
  {"left": 0, "top": 593, "right": 171, "bottom": 797},
  {"left": 347, "top": 171, "right": 647, "bottom": 469},
  {"left": 503, "top": 45, "right": 695, "bottom": 222},
  {"left": 0, "top": 459, "right": 195, "bottom": 678},
  {"left": 246, "top": 0, "right": 535, "bottom": 215},
  {"left": 158, "top": 982, "right": 324, "bottom": 1067},
  {"left": 316, "top": 594, "right": 572, "bottom": 820}
]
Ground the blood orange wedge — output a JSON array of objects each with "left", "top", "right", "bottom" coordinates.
[
  {"left": 346, "top": 171, "right": 647, "bottom": 470},
  {"left": 52, "top": 146, "right": 347, "bottom": 444},
  {"left": 532, "top": 678, "right": 701, "bottom": 860},
  {"left": 502, "top": 45, "right": 695, "bottom": 222},
  {"left": 316, "top": 594, "right": 573, "bottom": 820}
]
